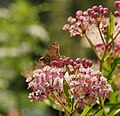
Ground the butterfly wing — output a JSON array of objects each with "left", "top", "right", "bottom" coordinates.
[
  {"left": 23, "top": 41, "right": 62, "bottom": 78},
  {"left": 39, "top": 41, "right": 61, "bottom": 65}
]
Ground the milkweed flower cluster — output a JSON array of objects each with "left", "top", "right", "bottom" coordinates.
[
  {"left": 63, "top": 5, "right": 109, "bottom": 37},
  {"left": 63, "top": 1, "right": 120, "bottom": 37},
  {"left": 26, "top": 57, "right": 113, "bottom": 109}
]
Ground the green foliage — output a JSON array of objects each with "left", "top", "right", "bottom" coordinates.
[
  {"left": 107, "top": 13, "right": 114, "bottom": 42},
  {"left": 107, "top": 102, "right": 120, "bottom": 116},
  {"left": 80, "top": 105, "right": 93, "bottom": 116},
  {"left": 94, "top": 109, "right": 104, "bottom": 116},
  {"left": 103, "top": 56, "right": 119, "bottom": 81},
  {"left": 63, "top": 78, "right": 72, "bottom": 109},
  {"left": 44, "top": 97, "right": 64, "bottom": 112},
  {"left": 0, "top": 0, "right": 50, "bottom": 115}
]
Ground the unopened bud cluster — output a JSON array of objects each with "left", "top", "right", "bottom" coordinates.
[
  {"left": 50, "top": 57, "right": 92, "bottom": 69},
  {"left": 114, "top": 1, "right": 120, "bottom": 16},
  {"left": 26, "top": 57, "right": 113, "bottom": 109}
]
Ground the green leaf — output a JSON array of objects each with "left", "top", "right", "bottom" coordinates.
[
  {"left": 67, "top": 66, "right": 71, "bottom": 75},
  {"left": 111, "top": 39, "right": 115, "bottom": 51},
  {"left": 63, "top": 79, "right": 72, "bottom": 109},
  {"left": 108, "top": 110, "right": 116, "bottom": 116},
  {"left": 104, "top": 50, "right": 113, "bottom": 61},
  {"left": 108, "top": 56, "right": 118, "bottom": 79},
  {"left": 103, "top": 60, "right": 111, "bottom": 71},
  {"left": 117, "top": 59, "right": 120, "bottom": 66},
  {"left": 107, "top": 13, "right": 114, "bottom": 42},
  {"left": 108, "top": 103, "right": 120, "bottom": 116},
  {"left": 94, "top": 109, "right": 103, "bottom": 116},
  {"left": 104, "top": 56, "right": 118, "bottom": 80},
  {"left": 109, "top": 92, "right": 117, "bottom": 104},
  {"left": 80, "top": 105, "right": 93, "bottom": 116}
]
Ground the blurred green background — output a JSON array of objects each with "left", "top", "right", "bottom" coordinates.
[{"left": 0, "top": 0, "right": 116, "bottom": 116}]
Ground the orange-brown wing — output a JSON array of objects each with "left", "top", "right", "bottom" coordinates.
[
  {"left": 35, "top": 60, "right": 45, "bottom": 69},
  {"left": 39, "top": 41, "right": 61, "bottom": 65},
  {"left": 23, "top": 41, "right": 62, "bottom": 76},
  {"left": 45, "top": 41, "right": 60, "bottom": 57}
]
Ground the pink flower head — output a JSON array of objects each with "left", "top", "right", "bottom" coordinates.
[
  {"left": 63, "top": 5, "right": 110, "bottom": 37},
  {"left": 27, "top": 57, "right": 113, "bottom": 109}
]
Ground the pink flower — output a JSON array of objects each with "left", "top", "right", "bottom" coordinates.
[
  {"left": 67, "top": 16, "right": 76, "bottom": 24},
  {"left": 76, "top": 10, "right": 83, "bottom": 17},
  {"left": 63, "top": 5, "right": 111, "bottom": 37},
  {"left": 63, "top": 24, "right": 70, "bottom": 31},
  {"left": 27, "top": 57, "right": 113, "bottom": 109}
]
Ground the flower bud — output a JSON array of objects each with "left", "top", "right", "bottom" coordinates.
[
  {"left": 91, "top": 10, "right": 95, "bottom": 15},
  {"left": 78, "top": 16, "right": 84, "bottom": 21},
  {"left": 92, "top": 6, "right": 98, "bottom": 12},
  {"left": 70, "top": 59, "right": 74, "bottom": 65},
  {"left": 104, "top": 8, "right": 108, "bottom": 12},
  {"left": 76, "top": 10, "right": 83, "bottom": 17},
  {"left": 114, "top": 11, "right": 120, "bottom": 16},
  {"left": 58, "top": 61, "right": 64, "bottom": 67},
  {"left": 99, "top": 5, "right": 103, "bottom": 9},
  {"left": 63, "top": 24, "right": 70, "bottom": 31},
  {"left": 93, "top": 12, "right": 99, "bottom": 18},
  {"left": 63, "top": 57, "right": 70, "bottom": 65},
  {"left": 76, "top": 58, "right": 81, "bottom": 64},
  {"left": 99, "top": 7, "right": 104, "bottom": 13},
  {"left": 115, "top": 20, "right": 118, "bottom": 26},
  {"left": 82, "top": 59, "right": 88, "bottom": 68},
  {"left": 114, "top": 1, "right": 120, "bottom": 8},
  {"left": 87, "top": 8, "right": 93, "bottom": 15},
  {"left": 103, "top": 10, "right": 108, "bottom": 16},
  {"left": 67, "top": 16, "right": 76, "bottom": 24},
  {"left": 50, "top": 60, "right": 58, "bottom": 66},
  {"left": 86, "top": 60, "right": 92, "bottom": 67}
]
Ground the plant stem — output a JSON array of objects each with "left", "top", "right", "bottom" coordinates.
[
  {"left": 99, "top": 44, "right": 108, "bottom": 116},
  {"left": 113, "top": 28, "right": 120, "bottom": 40},
  {"left": 98, "top": 26, "right": 107, "bottom": 47},
  {"left": 99, "top": 46, "right": 107, "bottom": 72},
  {"left": 99, "top": 48, "right": 107, "bottom": 110},
  {"left": 52, "top": 92, "right": 71, "bottom": 115},
  {"left": 108, "top": 30, "right": 120, "bottom": 47}
]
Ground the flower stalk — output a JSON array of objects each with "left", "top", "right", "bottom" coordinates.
[{"left": 52, "top": 92, "right": 71, "bottom": 115}]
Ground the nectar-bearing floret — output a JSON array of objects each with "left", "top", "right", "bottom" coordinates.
[{"left": 27, "top": 57, "right": 113, "bottom": 109}]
